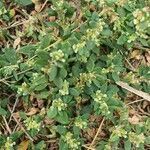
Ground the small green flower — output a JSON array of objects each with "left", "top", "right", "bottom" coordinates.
[
  {"left": 101, "top": 68, "right": 110, "bottom": 74},
  {"left": 99, "top": 102, "right": 110, "bottom": 115},
  {"left": 104, "top": 144, "right": 111, "bottom": 150},
  {"left": 110, "top": 126, "right": 127, "bottom": 140},
  {"left": 93, "top": 90, "right": 110, "bottom": 116},
  {"left": 113, "top": 19, "right": 122, "bottom": 31},
  {"left": 77, "top": 72, "right": 96, "bottom": 87},
  {"left": 129, "top": 132, "right": 145, "bottom": 147},
  {"left": 59, "top": 80, "right": 69, "bottom": 95},
  {"left": 124, "top": 72, "right": 140, "bottom": 84},
  {"left": 24, "top": 117, "right": 41, "bottom": 131},
  {"left": 133, "top": 7, "right": 150, "bottom": 39},
  {"left": 3, "top": 137, "right": 15, "bottom": 150},
  {"left": 17, "top": 82, "right": 29, "bottom": 96},
  {"left": 127, "top": 34, "right": 137, "bottom": 43},
  {"left": 50, "top": 50, "right": 65, "bottom": 63},
  {"left": 32, "top": 73, "right": 39, "bottom": 79},
  {"left": 52, "top": 0, "right": 64, "bottom": 10},
  {"left": 26, "top": 59, "right": 35, "bottom": 67},
  {"left": 0, "top": 65, "right": 18, "bottom": 76},
  {"left": 63, "top": 132, "right": 80, "bottom": 150},
  {"left": 73, "top": 41, "right": 86, "bottom": 53},
  {"left": 74, "top": 117, "right": 87, "bottom": 129},
  {"left": 51, "top": 98, "right": 67, "bottom": 111},
  {"left": 93, "top": 90, "right": 107, "bottom": 103}
]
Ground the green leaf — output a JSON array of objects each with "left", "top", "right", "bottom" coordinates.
[
  {"left": 0, "top": 107, "right": 7, "bottom": 116},
  {"left": 53, "top": 77, "right": 63, "bottom": 88},
  {"left": 47, "top": 107, "right": 57, "bottom": 118},
  {"left": 13, "top": 71, "right": 19, "bottom": 81},
  {"left": 138, "top": 66, "right": 150, "bottom": 79},
  {"left": 106, "top": 0, "right": 117, "bottom": 5},
  {"left": 0, "top": 54, "right": 8, "bottom": 66},
  {"left": 19, "top": 45, "right": 36, "bottom": 57},
  {"left": 19, "top": 111, "right": 27, "bottom": 119},
  {"left": 59, "top": 67, "right": 67, "bottom": 79},
  {"left": 59, "top": 139, "right": 68, "bottom": 150},
  {"left": 36, "top": 91, "right": 50, "bottom": 99},
  {"left": 117, "top": 7, "right": 126, "bottom": 17},
  {"left": 96, "top": 141, "right": 107, "bottom": 150},
  {"left": 36, "top": 51, "right": 50, "bottom": 66},
  {"left": 101, "top": 28, "right": 112, "bottom": 37},
  {"left": 70, "top": 88, "right": 80, "bottom": 96},
  {"left": 0, "top": 136, "right": 5, "bottom": 145},
  {"left": 145, "top": 136, "right": 150, "bottom": 144},
  {"left": 40, "top": 35, "right": 52, "bottom": 49},
  {"left": 124, "top": 140, "right": 131, "bottom": 150},
  {"left": 56, "top": 125, "right": 67, "bottom": 134},
  {"left": 30, "top": 75, "right": 48, "bottom": 91},
  {"left": 49, "top": 65, "right": 58, "bottom": 81},
  {"left": 117, "top": 35, "right": 127, "bottom": 45},
  {"left": 86, "top": 58, "right": 95, "bottom": 72},
  {"left": 86, "top": 41, "right": 96, "bottom": 50},
  {"left": 35, "top": 141, "right": 46, "bottom": 150},
  {"left": 4, "top": 48, "right": 17, "bottom": 64},
  {"left": 139, "top": 38, "right": 149, "bottom": 47},
  {"left": 15, "top": 0, "right": 32, "bottom": 6},
  {"left": 33, "top": 83, "right": 47, "bottom": 91},
  {"left": 100, "top": 83, "right": 107, "bottom": 93},
  {"left": 36, "top": 51, "right": 49, "bottom": 60},
  {"left": 107, "top": 85, "right": 119, "bottom": 97},
  {"left": 112, "top": 72, "right": 120, "bottom": 82},
  {"left": 73, "top": 126, "right": 80, "bottom": 137},
  {"left": 72, "top": 63, "right": 81, "bottom": 77},
  {"left": 56, "top": 111, "right": 69, "bottom": 124},
  {"left": 10, "top": 131, "right": 23, "bottom": 141},
  {"left": 93, "top": 79, "right": 101, "bottom": 88},
  {"left": 0, "top": 98, "right": 8, "bottom": 108}
]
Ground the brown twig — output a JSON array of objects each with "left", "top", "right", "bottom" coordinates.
[
  {"left": 8, "top": 96, "right": 19, "bottom": 125},
  {"left": 7, "top": 106, "right": 34, "bottom": 142},
  {"left": 45, "top": 139, "right": 58, "bottom": 143},
  {"left": 118, "top": 49, "right": 135, "bottom": 72},
  {"left": 3, "top": 20, "right": 27, "bottom": 30},
  {"left": 126, "top": 99, "right": 145, "bottom": 105},
  {"left": 0, "top": 123, "right": 6, "bottom": 132},
  {"left": 124, "top": 57, "right": 136, "bottom": 72},
  {"left": 13, "top": 116, "right": 34, "bottom": 141},
  {"left": 0, "top": 80, "right": 11, "bottom": 86},
  {"left": 2, "top": 116, "right": 12, "bottom": 134},
  {"left": 13, "top": 123, "right": 19, "bottom": 133},
  {"left": 39, "top": 0, "right": 48, "bottom": 12},
  {"left": 82, "top": 144, "right": 95, "bottom": 150},
  {"left": 134, "top": 43, "right": 150, "bottom": 52},
  {"left": 138, "top": 104, "right": 150, "bottom": 116},
  {"left": 116, "top": 81, "right": 150, "bottom": 102},
  {"left": 88, "top": 118, "right": 105, "bottom": 149}
]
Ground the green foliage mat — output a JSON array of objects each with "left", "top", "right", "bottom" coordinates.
[{"left": 0, "top": 0, "right": 150, "bottom": 149}]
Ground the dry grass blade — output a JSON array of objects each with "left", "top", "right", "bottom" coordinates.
[
  {"left": 8, "top": 96, "right": 19, "bottom": 124},
  {"left": 12, "top": 114, "right": 34, "bottom": 142},
  {"left": 2, "top": 116, "right": 12, "bottom": 134},
  {"left": 82, "top": 144, "right": 95, "bottom": 150},
  {"left": 7, "top": 106, "right": 34, "bottom": 142},
  {"left": 39, "top": 0, "right": 48, "bottom": 12},
  {"left": 116, "top": 81, "right": 150, "bottom": 102},
  {"left": 88, "top": 118, "right": 105, "bottom": 149},
  {"left": 126, "top": 99, "right": 145, "bottom": 105},
  {"left": 3, "top": 20, "right": 27, "bottom": 30}
]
